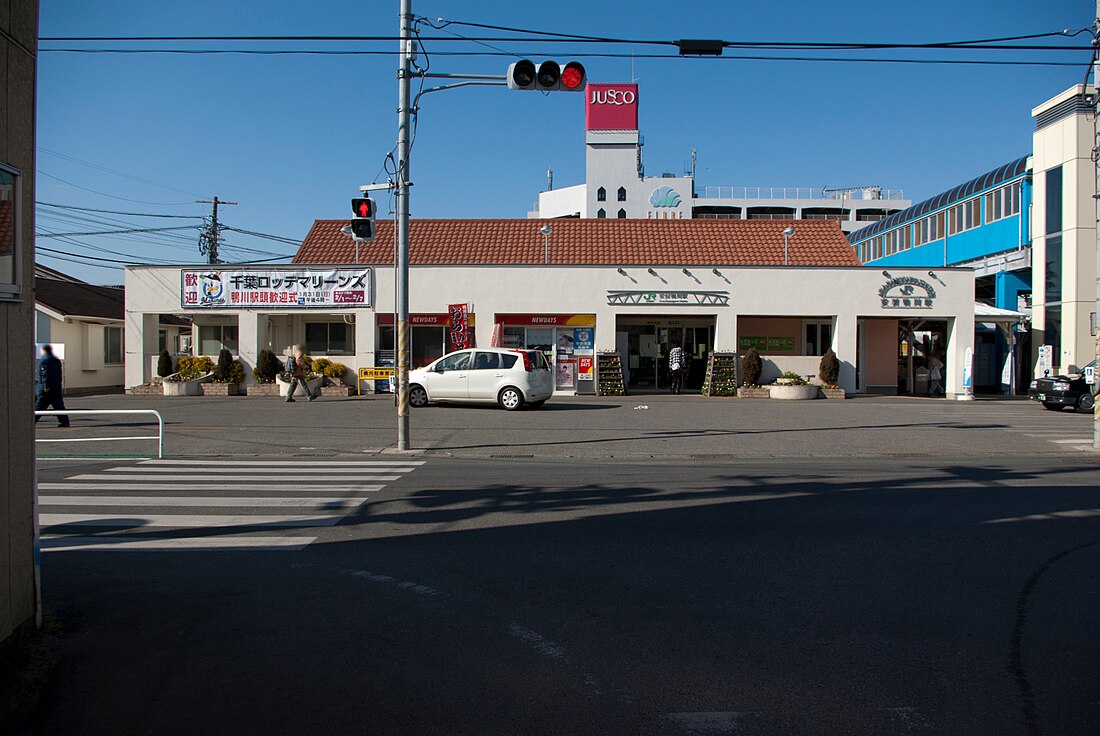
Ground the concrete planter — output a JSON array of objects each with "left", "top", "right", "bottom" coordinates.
[
  {"left": 321, "top": 385, "right": 354, "bottom": 397},
  {"left": 820, "top": 387, "right": 846, "bottom": 400},
  {"left": 769, "top": 384, "right": 819, "bottom": 400},
  {"left": 737, "top": 387, "right": 771, "bottom": 399},
  {"left": 162, "top": 372, "right": 213, "bottom": 396},
  {"left": 246, "top": 383, "right": 280, "bottom": 397},
  {"left": 276, "top": 375, "right": 322, "bottom": 398},
  {"left": 200, "top": 382, "right": 240, "bottom": 396}
]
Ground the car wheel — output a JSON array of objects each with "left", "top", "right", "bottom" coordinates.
[
  {"left": 1042, "top": 402, "right": 1062, "bottom": 412},
  {"left": 409, "top": 384, "right": 428, "bottom": 408},
  {"left": 1076, "top": 393, "right": 1096, "bottom": 413},
  {"left": 499, "top": 386, "right": 524, "bottom": 411},
  {"left": 528, "top": 400, "right": 546, "bottom": 409}
]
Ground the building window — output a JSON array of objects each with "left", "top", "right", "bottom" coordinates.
[
  {"left": 984, "top": 182, "right": 1022, "bottom": 223},
  {"left": 947, "top": 198, "right": 980, "bottom": 235},
  {"left": 104, "top": 326, "right": 124, "bottom": 365},
  {"left": 1045, "top": 166, "right": 1062, "bottom": 234},
  {"left": 881, "top": 227, "right": 910, "bottom": 256},
  {"left": 803, "top": 321, "right": 833, "bottom": 356},
  {"left": 915, "top": 212, "right": 944, "bottom": 246},
  {"left": 198, "top": 324, "right": 239, "bottom": 355},
  {"left": 305, "top": 321, "right": 352, "bottom": 354},
  {"left": 617, "top": 187, "right": 627, "bottom": 202},
  {"left": 158, "top": 329, "right": 167, "bottom": 353},
  {"left": 0, "top": 163, "right": 20, "bottom": 296},
  {"left": 1045, "top": 234, "right": 1063, "bottom": 304},
  {"left": 596, "top": 208, "right": 606, "bottom": 219},
  {"left": 596, "top": 187, "right": 606, "bottom": 202},
  {"left": 617, "top": 208, "right": 627, "bottom": 219}
]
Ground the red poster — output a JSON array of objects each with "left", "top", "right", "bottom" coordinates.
[
  {"left": 578, "top": 356, "right": 594, "bottom": 380},
  {"left": 448, "top": 303, "right": 471, "bottom": 350}
]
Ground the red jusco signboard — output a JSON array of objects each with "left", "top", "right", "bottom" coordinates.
[
  {"left": 181, "top": 268, "right": 372, "bottom": 309},
  {"left": 585, "top": 83, "right": 639, "bottom": 131}
]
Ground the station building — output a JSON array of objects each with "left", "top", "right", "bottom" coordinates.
[
  {"left": 530, "top": 83, "right": 911, "bottom": 233},
  {"left": 124, "top": 218, "right": 979, "bottom": 398},
  {"left": 848, "top": 84, "right": 1098, "bottom": 391}
]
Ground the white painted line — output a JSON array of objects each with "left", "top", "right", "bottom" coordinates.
[
  {"left": 139, "top": 459, "right": 425, "bottom": 467},
  {"left": 1022, "top": 433, "right": 1092, "bottom": 438},
  {"left": 109, "top": 465, "right": 416, "bottom": 474},
  {"left": 41, "top": 535, "right": 316, "bottom": 552},
  {"left": 66, "top": 474, "right": 402, "bottom": 482},
  {"left": 40, "top": 513, "right": 345, "bottom": 528},
  {"left": 1050, "top": 438, "right": 1092, "bottom": 444},
  {"left": 984, "top": 509, "right": 1100, "bottom": 524},
  {"left": 39, "top": 496, "right": 367, "bottom": 509},
  {"left": 39, "top": 483, "right": 385, "bottom": 492}
]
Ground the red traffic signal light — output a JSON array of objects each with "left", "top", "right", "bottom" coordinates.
[
  {"left": 352, "top": 197, "right": 375, "bottom": 219},
  {"left": 560, "top": 62, "right": 586, "bottom": 91},
  {"left": 507, "top": 60, "right": 586, "bottom": 92}
]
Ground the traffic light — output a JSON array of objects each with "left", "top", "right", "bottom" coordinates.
[
  {"left": 351, "top": 197, "right": 376, "bottom": 242},
  {"left": 507, "top": 60, "right": 586, "bottom": 91}
]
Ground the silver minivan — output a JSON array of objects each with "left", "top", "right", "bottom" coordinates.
[{"left": 408, "top": 348, "right": 554, "bottom": 410}]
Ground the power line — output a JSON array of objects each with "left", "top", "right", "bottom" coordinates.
[
  {"left": 36, "top": 201, "right": 204, "bottom": 218},
  {"left": 36, "top": 252, "right": 125, "bottom": 272},
  {"left": 37, "top": 225, "right": 198, "bottom": 238},
  {"left": 222, "top": 226, "right": 301, "bottom": 245},
  {"left": 37, "top": 170, "right": 198, "bottom": 205},
  {"left": 36, "top": 147, "right": 205, "bottom": 198},
  {"left": 36, "top": 245, "right": 169, "bottom": 265}
]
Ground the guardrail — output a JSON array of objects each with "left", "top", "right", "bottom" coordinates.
[{"left": 35, "top": 409, "right": 165, "bottom": 458}]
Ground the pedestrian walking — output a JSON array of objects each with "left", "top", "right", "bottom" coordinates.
[
  {"left": 928, "top": 354, "right": 945, "bottom": 396},
  {"left": 668, "top": 342, "right": 684, "bottom": 395},
  {"left": 35, "top": 344, "right": 70, "bottom": 427},
  {"left": 285, "top": 345, "right": 316, "bottom": 402}
]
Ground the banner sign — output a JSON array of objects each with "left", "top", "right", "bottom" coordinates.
[
  {"left": 573, "top": 327, "right": 594, "bottom": 352},
  {"left": 586, "top": 83, "right": 639, "bottom": 131},
  {"left": 358, "top": 367, "right": 395, "bottom": 381},
  {"left": 577, "top": 355, "right": 594, "bottom": 381},
  {"left": 496, "top": 313, "right": 596, "bottom": 327},
  {"left": 448, "top": 303, "right": 471, "bottom": 350},
  {"left": 182, "top": 268, "right": 371, "bottom": 309}
]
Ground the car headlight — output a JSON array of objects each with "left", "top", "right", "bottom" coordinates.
[
  {"left": 1029, "top": 380, "right": 1037, "bottom": 389},
  {"left": 1052, "top": 381, "right": 1071, "bottom": 392}
]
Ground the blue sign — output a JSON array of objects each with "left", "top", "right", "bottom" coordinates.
[{"left": 573, "top": 327, "right": 594, "bottom": 352}]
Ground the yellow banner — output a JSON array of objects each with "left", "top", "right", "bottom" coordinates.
[{"left": 358, "top": 367, "right": 396, "bottom": 381}]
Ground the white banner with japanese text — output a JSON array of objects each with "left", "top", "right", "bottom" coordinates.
[{"left": 181, "top": 268, "right": 372, "bottom": 309}]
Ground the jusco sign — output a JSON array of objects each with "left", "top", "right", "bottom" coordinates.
[{"left": 586, "top": 83, "right": 639, "bottom": 131}]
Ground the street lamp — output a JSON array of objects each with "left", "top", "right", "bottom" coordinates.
[
  {"left": 782, "top": 225, "right": 796, "bottom": 266},
  {"left": 540, "top": 224, "right": 552, "bottom": 264}
]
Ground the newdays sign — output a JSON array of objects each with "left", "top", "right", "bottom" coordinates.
[{"left": 585, "top": 83, "right": 639, "bottom": 131}]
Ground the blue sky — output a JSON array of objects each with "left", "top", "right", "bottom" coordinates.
[{"left": 37, "top": 0, "right": 1091, "bottom": 283}]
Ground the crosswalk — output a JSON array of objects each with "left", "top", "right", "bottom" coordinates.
[{"left": 39, "top": 458, "right": 425, "bottom": 552}]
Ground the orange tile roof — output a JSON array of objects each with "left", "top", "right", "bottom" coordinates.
[{"left": 293, "top": 218, "right": 861, "bottom": 267}]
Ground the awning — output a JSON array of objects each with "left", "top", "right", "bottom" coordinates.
[{"left": 975, "top": 302, "right": 1026, "bottom": 323}]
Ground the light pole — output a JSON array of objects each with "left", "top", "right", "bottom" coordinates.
[
  {"left": 540, "top": 224, "right": 552, "bottom": 264},
  {"left": 782, "top": 225, "right": 795, "bottom": 266},
  {"left": 395, "top": 0, "right": 413, "bottom": 451}
]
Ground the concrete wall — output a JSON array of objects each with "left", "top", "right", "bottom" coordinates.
[
  {"left": 1, "top": 0, "right": 39, "bottom": 648},
  {"left": 126, "top": 263, "right": 976, "bottom": 398},
  {"left": 864, "top": 319, "right": 899, "bottom": 390},
  {"left": 35, "top": 313, "right": 125, "bottom": 392}
]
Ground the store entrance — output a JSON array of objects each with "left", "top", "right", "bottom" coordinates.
[
  {"left": 616, "top": 317, "right": 715, "bottom": 392},
  {"left": 897, "top": 320, "right": 948, "bottom": 396}
]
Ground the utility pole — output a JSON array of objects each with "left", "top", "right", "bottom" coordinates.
[
  {"left": 1093, "top": 0, "right": 1100, "bottom": 449},
  {"left": 395, "top": 0, "right": 413, "bottom": 450},
  {"left": 196, "top": 196, "right": 237, "bottom": 264}
]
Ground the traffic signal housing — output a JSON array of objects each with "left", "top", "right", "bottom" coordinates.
[
  {"left": 507, "top": 60, "right": 585, "bottom": 91},
  {"left": 350, "top": 197, "right": 376, "bottom": 242}
]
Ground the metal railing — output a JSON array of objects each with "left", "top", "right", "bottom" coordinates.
[
  {"left": 35, "top": 409, "right": 165, "bottom": 458},
  {"left": 701, "top": 186, "right": 905, "bottom": 201}
]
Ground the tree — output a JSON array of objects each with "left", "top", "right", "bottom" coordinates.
[
  {"left": 741, "top": 347, "right": 762, "bottom": 386},
  {"left": 819, "top": 349, "right": 840, "bottom": 385},
  {"left": 215, "top": 348, "right": 234, "bottom": 382},
  {"left": 157, "top": 349, "right": 173, "bottom": 378}
]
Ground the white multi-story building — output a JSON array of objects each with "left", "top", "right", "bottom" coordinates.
[{"left": 530, "top": 83, "right": 910, "bottom": 232}]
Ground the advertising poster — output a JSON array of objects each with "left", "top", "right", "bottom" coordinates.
[
  {"left": 556, "top": 360, "right": 576, "bottom": 389},
  {"left": 573, "top": 327, "right": 594, "bottom": 352},
  {"left": 182, "top": 268, "right": 371, "bottom": 309},
  {"left": 739, "top": 336, "right": 767, "bottom": 351},
  {"left": 577, "top": 355, "right": 594, "bottom": 381},
  {"left": 448, "top": 303, "right": 471, "bottom": 350},
  {"left": 767, "top": 336, "right": 796, "bottom": 352}
]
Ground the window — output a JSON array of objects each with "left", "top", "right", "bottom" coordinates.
[
  {"left": 882, "top": 227, "right": 909, "bottom": 256},
  {"left": 472, "top": 351, "right": 500, "bottom": 370},
  {"left": 1045, "top": 166, "right": 1062, "bottom": 234},
  {"left": 198, "top": 324, "right": 239, "bottom": 355},
  {"left": 596, "top": 208, "right": 606, "bottom": 219},
  {"left": 596, "top": 187, "right": 606, "bottom": 202},
  {"left": 947, "top": 198, "right": 980, "bottom": 235},
  {"left": 915, "top": 212, "right": 944, "bottom": 246},
  {"left": 158, "top": 329, "right": 167, "bottom": 353},
  {"left": 437, "top": 351, "right": 471, "bottom": 371},
  {"left": 378, "top": 325, "right": 395, "bottom": 351},
  {"left": 104, "top": 326, "right": 124, "bottom": 365},
  {"left": 617, "top": 208, "right": 627, "bottom": 219},
  {"left": 617, "top": 186, "right": 627, "bottom": 202},
  {"left": 0, "top": 163, "right": 20, "bottom": 295},
  {"left": 984, "top": 182, "right": 1021, "bottom": 223},
  {"left": 1045, "top": 234, "right": 1063, "bottom": 304},
  {"left": 305, "top": 321, "right": 352, "bottom": 354},
  {"left": 803, "top": 321, "right": 833, "bottom": 356}
]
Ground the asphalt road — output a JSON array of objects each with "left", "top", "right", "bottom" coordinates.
[{"left": 19, "top": 453, "right": 1100, "bottom": 736}]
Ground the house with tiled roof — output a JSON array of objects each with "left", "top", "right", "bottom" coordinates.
[{"left": 123, "top": 216, "right": 976, "bottom": 398}]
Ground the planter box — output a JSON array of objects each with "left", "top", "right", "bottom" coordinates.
[
  {"left": 737, "top": 387, "right": 771, "bottom": 399},
  {"left": 163, "top": 372, "right": 213, "bottom": 396},
  {"left": 200, "top": 382, "right": 239, "bottom": 396},
  {"left": 246, "top": 383, "right": 281, "bottom": 397},
  {"left": 769, "top": 384, "right": 819, "bottom": 400},
  {"left": 321, "top": 385, "right": 354, "bottom": 397},
  {"left": 276, "top": 375, "right": 322, "bottom": 398},
  {"left": 820, "top": 387, "right": 846, "bottom": 400}
]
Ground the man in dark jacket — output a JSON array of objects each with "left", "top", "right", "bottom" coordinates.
[{"left": 35, "top": 345, "right": 70, "bottom": 427}]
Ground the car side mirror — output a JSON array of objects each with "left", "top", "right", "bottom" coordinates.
[{"left": 434, "top": 365, "right": 445, "bottom": 373}]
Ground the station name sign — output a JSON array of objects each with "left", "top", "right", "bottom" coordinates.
[
  {"left": 181, "top": 267, "right": 372, "bottom": 309},
  {"left": 607, "top": 290, "right": 730, "bottom": 306},
  {"left": 878, "top": 276, "right": 936, "bottom": 309}
]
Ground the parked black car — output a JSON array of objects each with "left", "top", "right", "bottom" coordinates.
[{"left": 1028, "top": 359, "right": 1097, "bottom": 413}]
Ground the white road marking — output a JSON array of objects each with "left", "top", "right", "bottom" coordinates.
[
  {"left": 39, "top": 496, "right": 367, "bottom": 509},
  {"left": 110, "top": 465, "right": 416, "bottom": 474},
  {"left": 985, "top": 509, "right": 1100, "bottom": 523},
  {"left": 42, "top": 535, "right": 316, "bottom": 552},
  {"left": 38, "top": 483, "right": 385, "bottom": 492},
  {"left": 138, "top": 459, "right": 425, "bottom": 466},
  {"left": 1049, "top": 438, "right": 1092, "bottom": 444},
  {"left": 40, "top": 513, "right": 344, "bottom": 528},
  {"left": 66, "top": 474, "right": 402, "bottom": 482}
]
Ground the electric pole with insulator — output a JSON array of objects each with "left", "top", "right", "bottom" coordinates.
[{"left": 197, "top": 196, "right": 237, "bottom": 264}]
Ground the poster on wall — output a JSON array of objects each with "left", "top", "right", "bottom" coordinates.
[
  {"left": 766, "top": 336, "right": 796, "bottom": 352},
  {"left": 448, "top": 303, "right": 471, "bottom": 350},
  {"left": 556, "top": 360, "right": 576, "bottom": 389},
  {"left": 573, "top": 327, "right": 594, "bottom": 352},
  {"left": 181, "top": 268, "right": 371, "bottom": 308},
  {"left": 577, "top": 355, "right": 594, "bottom": 381}
]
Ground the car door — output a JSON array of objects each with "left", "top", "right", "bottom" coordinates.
[
  {"left": 468, "top": 351, "right": 504, "bottom": 400},
  {"left": 427, "top": 351, "right": 471, "bottom": 400}
]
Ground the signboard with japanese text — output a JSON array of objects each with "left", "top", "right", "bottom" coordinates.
[
  {"left": 577, "top": 355, "right": 594, "bottom": 381},
  {"left": 573, "top": 327, "right": 594, "bottom": 352},
  {"left": 448, "top": 303, "right": 472, "bottom": 350},
  {"left": 181, "top": 268, "right": 372, "bottom": 309}
]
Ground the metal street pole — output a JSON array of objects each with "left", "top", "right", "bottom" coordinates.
[
  {"left": 396, "top": 0, "right": 413, "bottom": 450},
  {"left": 1093, "top": 0, "right": 1100, "bottom": 449}
]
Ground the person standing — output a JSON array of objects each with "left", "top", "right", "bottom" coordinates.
[
  {"left": 928, "top": 354, "right": 945, "bottom": 396},
  {"left": 35, "top": 345, "right": 70, "bottom": 427},
  {"left": 668, "top": 342, "right": 685, "bottom": 395},
  {"left": 285, "top": 345, "right": 316, "bottom": 403}
]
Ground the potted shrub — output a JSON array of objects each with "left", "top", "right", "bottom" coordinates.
[
  {"left": 737, "top": 347, "right": 769, "bottom": 398},
  {"left": 202, "top": 349, "right": 245, "bottom": 395},
  {"left": 157, "top": 349, "right": 173, "bottom": 380},
  {"left": 321, "top": 361, "right": 353, "bottom": 396},
  {"left": 248, "top": 349, "right": 283, "bottom": 396},
  {"left": 818, "top": 349, "right": 845, "bottom": 399},
  {"left": 769, "top": 372, "right": 818, "bottom": 400},
  {"left": 163, "top": 355, "right": 215, "bottom": 396}
]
